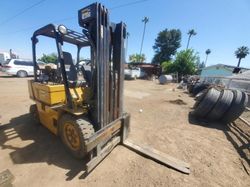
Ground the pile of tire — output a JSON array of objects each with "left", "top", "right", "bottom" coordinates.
[
  {"left": 188, "top": 82, "right": 211, "bottom": 96},
  {"left": 192, "top": 87, "right": 248, "bottom": 123}
]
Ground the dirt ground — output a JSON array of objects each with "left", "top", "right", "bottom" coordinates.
[{"left": 0, "top": 74, "right": 249, "bottom": 187}]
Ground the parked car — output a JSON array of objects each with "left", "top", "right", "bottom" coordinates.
[
  {"left": 1, "top": 59, "right": 45, "bottom": 77},
  {"left": 124, "top": 67, "right": 146, "bottom": 80}
]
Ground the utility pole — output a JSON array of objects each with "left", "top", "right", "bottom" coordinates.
[
  {"left": 139, "top": 17, "right": 149, "bottom": 63},
  {"left": 9, "top": 49, "right": 13, "bottom": 59}
]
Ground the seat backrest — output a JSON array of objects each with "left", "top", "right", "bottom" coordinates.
[{"left": 62, "top": 51, "right": 77, "bottom": 81}]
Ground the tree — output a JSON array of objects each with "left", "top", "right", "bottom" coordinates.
[
  {"left": 172, "top": 49, "right": 198, "bottom": 76},
  {"left": 152, "top": 29, "right": 181, "bottom": 64},
  {"left": 235, "top": 46, "right": 249, "bottom": 67},
  {"left": 38, "top": 53, "right": 57, "bottom": 64},
  {"left": 186, "top": 29, "right": 197, "bottom": 49},
  {"left": 161, "top": 60, "right": 174, "bottom": 74},
  {"left": 205, "top": 49, "right": 211, "bottom": 66},
  {"left": 195, "top": 61, "right": 205, "bottom": 75},
  {"left": 161, "top": 49, "right": 198, "bottom": 76},
  {"left": 129, "top": 53, "right": 146, "bottom": 63},
  {"left": 196, "top": 61, "right": 205, "bottom": 70},
  {"left": 139, "top": 17, "right": 149, "bottom": 62}
]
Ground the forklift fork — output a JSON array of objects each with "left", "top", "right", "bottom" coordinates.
[{"left": 84, "top": 113, "right": 190, "bottom": 174}]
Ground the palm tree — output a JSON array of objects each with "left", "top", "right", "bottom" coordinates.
[
  {"left": 186, "top": 29, "right": 197, "bottom": 49},
  {"left": 205, "top": 49, "right": 211, "bottom": 66},
  {"left": 129, "top": 53, "right": 146, "bottom": 63},
  {"left": 139, "top": 17, "right": 149, "bottom": 62},
  {"left": 235, "top": 46, "right": 249, "bottom": 67}
]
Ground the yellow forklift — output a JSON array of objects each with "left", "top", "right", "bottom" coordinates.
[{"left": 28, "top": 3, "right": 190, "bottom": 174}]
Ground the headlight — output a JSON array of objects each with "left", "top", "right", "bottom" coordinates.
[{"left": 58, "top": 25, "right": 68, "bottom": 35}]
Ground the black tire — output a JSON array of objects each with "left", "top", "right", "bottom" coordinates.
[
  {"left": 206, "top": 89, "right": 234, "bottom": 121},
  {"left": 59, "top": 114, "right": 95, "bottom": 159},
  {"left": 193, "top": 89, "right": 208, "bottom": 109},
  {"left": 222, "top": 90, "right": 248, "bottom": 123},
  {"left": 29, "top": 104, "right": 40, "bottom": 124},
  {"left": 192, "top": 83, "right": 210, "bottom": 96},
  {"left": 17, "top": 70, "right": 28, "bottom": 78},
  {"left": 188, "top": 84, "right": 194, "bottom": 94},
  {"left": 193, "top": 87, "right": 221, "bottom": 118}
]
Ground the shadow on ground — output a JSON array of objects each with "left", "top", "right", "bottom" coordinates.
[
  {"left": 189, "top": 113, "right": 250, "bottom": 171},
  {"left": 0, "top": 75, "right": 15, "bottom": 78},
  {"left": 0, "top": 113, "right": 88, "bottom": 180}
]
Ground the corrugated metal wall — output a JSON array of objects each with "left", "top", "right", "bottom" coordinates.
[{"left": 201, "top": 67, "right": 232, "bottom": 77}]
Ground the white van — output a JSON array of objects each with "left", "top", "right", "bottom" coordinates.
[
  {"left": 1, "top": 59, "right": 35, "bottom": 77},
  {"left": 124, "top": 67, "right": 146, "bottom": 80}
]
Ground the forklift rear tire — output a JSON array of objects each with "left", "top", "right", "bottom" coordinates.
[
  {"left": 59, "top": 114, "right": 95, "bottom": 159},
  {"left": 29, "top": 104, "right": 40, "bottom": 124}
]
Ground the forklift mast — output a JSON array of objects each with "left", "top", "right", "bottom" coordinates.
[{"left": 78, "top": 3, "right": 126, "bottom": 130}]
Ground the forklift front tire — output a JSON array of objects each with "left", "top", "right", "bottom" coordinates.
[{"left": 59, "top": 114, "right": 95, "bottom": 159}]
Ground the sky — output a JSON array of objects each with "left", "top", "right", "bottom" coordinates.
[{"left": 0, "top": 0, "right": 250, "bottom": 67}]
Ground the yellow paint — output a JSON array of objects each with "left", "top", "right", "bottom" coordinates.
[
  {"left": 27, "top": 80, "right": 35, "bottom": 100},
  {"left": 28, "top": 80, "right": 91, "bottom": 135},
  {"left": 28, "top": 81, "right": 91, "bottom": 106},
  {"left": 31, "top": 82, "right": 66, "bottom": 105},
  {"left": 36, "top": 101, "right": 60, "bottom": 135}
]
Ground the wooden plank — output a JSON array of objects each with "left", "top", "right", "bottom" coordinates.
[{"left": 123, "top": 140, "right": 190, "bottom": 174}]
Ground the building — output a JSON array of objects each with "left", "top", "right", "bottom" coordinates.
[
  {"left": 125, "top": 62, "right": 162, "bottom": 78},
  {"left": 200, "top": 64, "right": 249, "bottom": 77},
  {"left": 0, "top": 52, "right": 10, "bottom": 65},
  {"left": 0, "top": 49, "right": 19, "bottom": 65}
]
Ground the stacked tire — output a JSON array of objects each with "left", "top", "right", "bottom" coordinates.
[
  {"left": 187, "top": 82, "right": 211, "bottom": 96},
  {"left": 192, "top": 83, "right": 211, "bottom": 96},
  {"left": 192, "top": 87, "right": 248, "bottom": 123}
]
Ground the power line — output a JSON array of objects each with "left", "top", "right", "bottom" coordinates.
[
  {"left": 110, "top": 0, "right": 149, "bottom": 10},
  {"left": 0, "top": 16, "right": 75, "bottom": 35},
  {"left": 0, "top": 0, "right": 150, "bottom": 36},
  {"left": 0, "top": 0, "right": 47, "bottom": 26}
]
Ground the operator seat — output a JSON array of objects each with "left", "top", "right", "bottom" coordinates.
[
  {"left": 63, "top": 52, "right": 77, "bottom": 81},
  {"left": 63, "top": 51, "right": 85, "bottom": 87}
]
